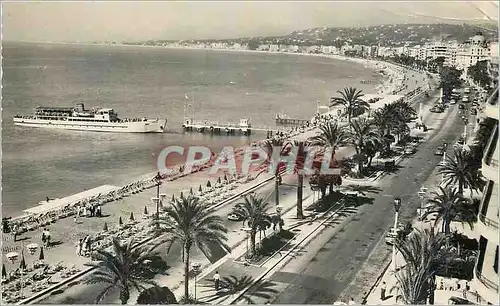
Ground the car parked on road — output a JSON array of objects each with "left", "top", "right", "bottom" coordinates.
[
  {"left": 470, "top": 108, "right": 478, "bottom": 115},
  {"left": 404, "top": 146, "right": 417, "bottom": 155},
  {"left": 227, "top": 212, "right": 244, "bottom": 221},
  {"left": 459, "top": 104, "right": 465, "bottom": 110}
]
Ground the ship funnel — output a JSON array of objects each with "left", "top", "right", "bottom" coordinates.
[{"left": 75, "top": 103, "right": 85, "bottom": 111}]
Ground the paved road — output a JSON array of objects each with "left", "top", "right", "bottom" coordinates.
[{"left": 256, "top": 101, "right": 472, "bottom": 304}]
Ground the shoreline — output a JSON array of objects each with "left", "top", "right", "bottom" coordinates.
[{"left": 4, "top": 42, "right": 412, "bottom": 221}]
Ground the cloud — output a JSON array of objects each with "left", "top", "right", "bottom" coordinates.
[{"left": 3, "top": 1, "right": 498, "bottom": 42}]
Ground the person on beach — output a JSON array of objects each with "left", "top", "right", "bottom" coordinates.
[
  {"left": 380, "top": 281, "right": 387, "bottom": 300},
  {"left": 41, "top": 230, "right": 46, "bottom": 245},
  {"left": 213, "top": 271, "right": 221, "bottom": 290}
]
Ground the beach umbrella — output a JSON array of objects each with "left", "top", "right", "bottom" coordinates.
[
  {"left": 207, "top": 180, "right": 212, "bottom": 188},
  {"left": 198, "top": 185, "right": 202, "bottom": 193},
  {"left": 144, "top": 206, "right": 148, "bottom": 215},
  {"left": 2, "top": 263, "right": 6, "bottom": 278},
  {"left": 103, "top": 222, "right": 108, "bottom": 231},
  {"left": 190, "top": 187, "right": 194, "bottom": 195},
  {"left": 19, "top": 251, "right": 26, "bottom": 271},
  {"left": 217, "top": 177, "right": 221, "bottom": 184},
  {"left": 39, "top": 247, "right": 45, "bottom": 261},
  {"left": 130, "top": 212, "right": 135, "bottom": 221},
  {"left": 119, "top": 217, "right": 123, "bottom": 226}
]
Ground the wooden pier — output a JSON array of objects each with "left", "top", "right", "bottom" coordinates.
[{"left": 182, "top": 118, "right": 254, "bottom": 135}]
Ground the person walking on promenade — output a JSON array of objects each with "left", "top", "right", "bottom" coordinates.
[
  {"left": 76, "top": 239, "right": 82, "bottom": 256},
  {"left": 41, "top": 229, "right": 46, "bottom": 245},
  {"left": 96, "top": 205, "right": 102, "bottom": 217},
  {"left": 380, "top": 281, "right": 387, "bottom": 301},
  {"left": 44, "top": 228, "right": 51, "bottom": 247},
  {"left": 213, "top": 271, "right": 221, "bottom": 291},
  {"left": 12, "top": 224, "right": 18, "bottom": 242}
]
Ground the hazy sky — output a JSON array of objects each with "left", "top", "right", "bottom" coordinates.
[{"left": 3, "top": 1, "right": 499, "bottom": 42}]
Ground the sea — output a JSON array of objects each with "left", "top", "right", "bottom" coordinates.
[{"left": 2, "top": 42, "right": 383, "bottom": 217}]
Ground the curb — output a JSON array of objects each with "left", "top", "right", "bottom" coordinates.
[{"left": 226, "top": 197, "right": 346, "bottom": 305}]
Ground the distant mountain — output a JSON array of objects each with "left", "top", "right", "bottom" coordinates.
[
  {"left": 191, "top": 23, "right": 498, "bottom": 47},
  {"left": 123, "top": 23, "right": 498, "bottom": 48}
]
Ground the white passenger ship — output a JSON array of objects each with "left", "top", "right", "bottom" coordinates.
[{"left": 13, "top": 103, "right": 167, "bottom": 133}]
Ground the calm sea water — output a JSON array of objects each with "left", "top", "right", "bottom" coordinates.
[{"left": 2, "top": 42, "right": 381, "bottom": 216}]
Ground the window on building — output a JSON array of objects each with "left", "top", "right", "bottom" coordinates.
[{"left": 477, "top": 236, "right": 488, "bottom": 273}]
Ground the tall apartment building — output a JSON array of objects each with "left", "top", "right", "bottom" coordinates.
[
  {"left": 420, "top": 41, "right": 459, "bottom": 66},
  {"left": 456, "top": 32, "right": 491, "bottom": 74},
  {"left": 472, "top": 87, "right": 499, "bottom": 305}
]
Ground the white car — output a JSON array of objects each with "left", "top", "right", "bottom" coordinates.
[
  {"left": 449, "top": 99, "right": 457, "bottom": 105},
  {"left": 227, "top": 213, "right": 244, "bottom": 221}
]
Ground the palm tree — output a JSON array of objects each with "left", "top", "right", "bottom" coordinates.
[
  {"left": 329, "top": 87, "right": 369, "bottom": 125},
  {"left": 233, "top": 193, "right": 272, "bottom": 256},
  {"left": 438, "top": 148, "right": 482, "bottom": 196},
  {"left": 394, "top": 228, "right": 448, "bottom": 304},
  {"left": 261, "top": 138, "right": 292, "bottom": 210},
  {"left": 84, "top": 238, "right": 159, "bottom": 304},
  {"left": 310, "top": 121, "right": 349, "bottom": 151},
  {"left": 291, "top": 140, "right": 313, "bottom": 219},
  {"left": 159, "top": 195, "right": 229, "bottom": 299},
  {"left": 348, "top": 117, "right": 380, "bottom": 176},
  {"left": 423, "top": 187, "right": 477, "bottom": 234}
]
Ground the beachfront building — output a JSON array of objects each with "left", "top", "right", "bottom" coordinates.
[
  {"left": 456, "top": 32, "right": 491, "bottom": 75},
  {"left": 471, "top": 88, "right": 499, "bottom": 305},
  {"left": 269, "top": 44, "right": 279, "bottom": 52},
  {"left": 321, "top": 46, "right": 338, "bottom": 54},
  {"left": 306, "top": 45, "right": 320, "bottom": 54},
  {"left": 257, "top": 44, "right": 270, "bottom": 51}
]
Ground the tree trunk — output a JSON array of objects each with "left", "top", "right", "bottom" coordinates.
[
  {"left": 357, "top": 159, "right": 364, "bottom": 177},
  {"left": 120, "top": 287, "right": 130, "bottom": 305},
  {"left": 250, "top": 231, "right": 256, "bottom": 256},
  {"left": 367, "top": 155, "right": 374, "bottom": 168},
  {"left": 297, "top": 174, "right": 304, "bottom": 219},
  {"left": 444, "top": 219, "right": 451, "bottom": 235},
  {"left": 428, "top": 275, "right": 436, "bottom": 305},
  {"left": 184, "top": 244, "right": 191, "bottom": 300},
  {"left": 275, "top": 177, "right": 280, "bottom": 207}
]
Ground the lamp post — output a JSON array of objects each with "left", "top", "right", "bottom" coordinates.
[
  {"left": 392, "top": 198, "right": 402, "bottom": 272},
  {"left": 275, "top": 174, "right": 281, "bottom": 208},
  {"left": 418, "top": 187, "right": 427, "bottom": 220},
  {"left": 192, "top": 262, "right": 201, "bottom": 301},
  {"left": 153, "top": 172, "right": 164, "bottom": 228}
]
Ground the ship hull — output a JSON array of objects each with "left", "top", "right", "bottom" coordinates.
[{"left": 13, "top": 118, "right": 167, "bottom": 133}]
